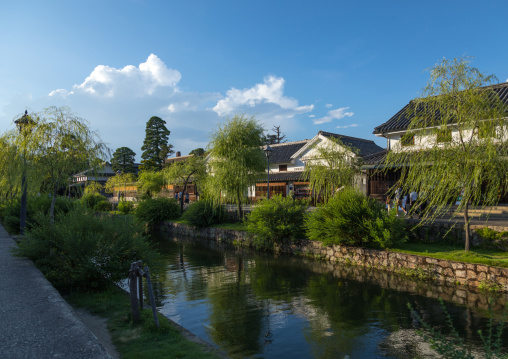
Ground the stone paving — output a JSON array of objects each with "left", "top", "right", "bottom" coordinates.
[{"left": 0, "top": 224, "right": 113, "bottom": 359}]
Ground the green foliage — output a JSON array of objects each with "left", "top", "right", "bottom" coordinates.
[
  {"left": 111, "top": 146, "right": 137, "bottom": 173},
  {"left": 93, "top": 200, "right": 112, "bottom": 212},
  {"left": 84, "top": 181, "right": 103, "bottom": 195},
  {"left": 104, "top": 172, "right": 137, "bottom": 196},
  {"left": 117, "top": 201, "right": 134, "bottom": 214},
  {"left": 13, "top": 207, "right": 157, "bottom": 290},
  {"left": 163, "top": 155, "right": 206, "bottom": 212},
  {"left": 135, "top": 197, "right": 180, "bottom": 227},
  {"left": 477, "top": 227, "right": 508, "bottom": 250},
  {"left": 409, "top": 298, "right": 508, "bottom": 359},
  {"left": 140, "top": 116, "right": 173, "bottom": 171},
  {"left": 81, "top": 192, "right": 108, "bottom": 209},
  {"left": 384, "top": 57, "right": 508, "bottom": 251},
  {"left": 302, "top": 136, "right": 361, "bottom": 203},
  {"left": 304, "top": 188, "right": 407, "bottom": 249},
  {"left": 182, "top": 200, "right": 227, "bottom": 227},
  {"left": 136, "top": 170, "right": 165, "bottom": 198},
  {"left": 205, "top": 114, "right": 266, "bottom": 218},
  {"left": 189, "top": 148, "right": 205, "bottom": 156},
  {"left": 246, "top": 195, "right": 309, "bottom": 249},
  {"left": 14, "top": 106, "right": 110, "bottom": 221},
  {"left": 1, "top": 195, "right": 75, "bottom": 234}
]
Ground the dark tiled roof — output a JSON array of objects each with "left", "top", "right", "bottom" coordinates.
[
  {"left": 256, "top": 171, "right": 305, "bottom": 182},
  {"left": 361, "top": 149, "right": 387, "bottom": 167},
  {"left": 373, "top": 82, "right": 508, "bottom": 135},
  {"left": 318, "top": 131, "right": 384, "bottom": 157},
  {"left": 267, "top": 140, "right": 308, "bottom": 163}
]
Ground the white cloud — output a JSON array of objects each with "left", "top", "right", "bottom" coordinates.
[
  {"left": 336, "top": 123, "right": 359, "bottom": 129},
  {"left": 325, "top": 103, "right": 332, "bottom": 108},
  {"left": 70, "top": 54, "right": 181, "bottom": 98},
  {"left": 213, "top": 76, "right": 312, "bottom": 116},
  {"left": 313, "top": 107, "right": 354, "bottom": 125},
  {"left": 2, "top": 56, "right": 318, "bottom": 160}
]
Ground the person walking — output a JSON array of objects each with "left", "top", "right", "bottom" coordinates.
[
  {"left": 184, "top": 192, "right": 190, "bottom": 204},
  {"left": 395, "top": 187, "right": 402, "bottom": 216},
  {"left": 385, "top": 195, "right": 392, "bottom": 213},
  {"left": 409, "top": 190, "right": 418, "bottom": 219}
]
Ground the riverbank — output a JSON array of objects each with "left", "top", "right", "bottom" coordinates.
[
  {"left": 160, "top": 221, "right": 508, "bottom": 293},
  {"left": 66, "top": 285, "right": 228, "bottom": 359}
]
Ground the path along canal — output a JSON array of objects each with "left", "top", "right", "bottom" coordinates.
[{"left": 147, "top": 233, "right": 508, "bottom": 358}]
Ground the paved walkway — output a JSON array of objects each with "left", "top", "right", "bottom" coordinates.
[{"left": 0, "top": 224, "right": 113, "bottom": 359}]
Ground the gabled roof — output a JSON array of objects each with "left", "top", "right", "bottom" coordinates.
[
  {"left": 267, "top": 140, "right": 308, "bottom": 164},
  {"left": 317, "top": 131, "right": 384, "bottom": 157},
  {"left": 373, "top": 82, "right": 508, "bottom": 135},
  {"left": 292, "top": 131, "right": 384, "bottom": 159}
]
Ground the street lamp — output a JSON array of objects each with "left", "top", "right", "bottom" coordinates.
[
  {"left": 14, "top": 110, "right": 33, "bottom": 235},
  {"left": 264, "top": 145, "right": 272, "bottom": 200},
  {"left": 116, "top": 170, "right": 122, "bottom": 203}
]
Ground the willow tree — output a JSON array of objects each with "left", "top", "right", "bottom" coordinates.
[
  {"left": 15, "top": 106, "right": 110, "bottom": 222},
  {"left": 104, "top": 173, "right": 137, "bottom": 199},
  {"left": 0, "top": 136, "right": 23, "bottom": 204},
  {"left": 136, "top": 170, "right": 165, "bottom": 198},
  {"left": 302, "top": 136, "right": 361, "bottom": 203},
  {"left": 384, "top": 57, "right": 508, "bottom": 251},
  {"left": 164, "top": 155, "right": 206, "bottom": 212},
  {"left": 206, "top": 114, "right": 265, "bottom": 218}
]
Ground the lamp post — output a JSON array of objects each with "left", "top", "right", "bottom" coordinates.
[
  {"left": 264, "top": 145, "right": 272, "bottom": 200},
  {"left": 15, "top": 110, "right": 33, "bottom": 235},
  {"left": 116, "top": 170, "right": 122, "bottom": 203}
]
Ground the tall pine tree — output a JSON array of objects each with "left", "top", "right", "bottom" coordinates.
[
  {"left": 111, "top": 147, "right": 136, "bottom": 173},
  {"left": 140, "top": 116, "right": 173, "bottom": 171}
]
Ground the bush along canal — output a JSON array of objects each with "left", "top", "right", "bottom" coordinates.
[{"left": 145, "top": 228, "right": 508, "bottom": 359}]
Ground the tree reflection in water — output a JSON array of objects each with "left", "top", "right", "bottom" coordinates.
[{"left": 149, "top": 234, "right": 508, "bottom": 359}]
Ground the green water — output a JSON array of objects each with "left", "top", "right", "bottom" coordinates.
[{"left": 149, "top": 234, "right": 508, "bottom": 359}]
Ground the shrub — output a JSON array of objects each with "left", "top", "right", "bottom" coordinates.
[
  {"left": 117, "top": 201, "right": 134, "bottom": 215},
  {"left": 135, "top": 197, "right": 180, "bottom": 227},
  {"left": 182, "top": 200, "right": 227, "bottom": 227},
  {"left": 304, "top": 188, "right": 407, "bottom": 249},
  {"left": 93, "top": 200, "right": 112, "bottom": 212},
  {"left": 477, "top": 227, "right": 508, "bottom": 250},
  {"left": 246, "top": 195, "right": 309, "bottom": 249},
  {"left": 81, "top": 193, "right": 108, "bottom": 209},
  {"left": 1, "top": 195, "right": 75, "bottom": 234},
  {"left": 13, "top": 206, "right": 157, "bottom": 290}
]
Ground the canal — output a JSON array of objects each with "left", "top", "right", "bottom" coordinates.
[{"left": 148, "top": 233, "right": 508, "bottom": 358}]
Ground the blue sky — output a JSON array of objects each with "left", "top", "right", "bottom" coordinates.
[{"left": 1, "top": 0, "right": 507, "bottom": 161}]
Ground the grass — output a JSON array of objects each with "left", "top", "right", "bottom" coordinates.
[
  {"left": 390, "top": 242, "right": 508, "bottom": 268},
  {"left": 66, "top": 284, "right": 223, "bottom": 359}
]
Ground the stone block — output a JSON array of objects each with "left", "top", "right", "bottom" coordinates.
[
  {"left": 451, "top": 262, "right": 465, "bottom": 270},
  {"left": 455, "top": 270, "right": 467, "bottom": 278}
]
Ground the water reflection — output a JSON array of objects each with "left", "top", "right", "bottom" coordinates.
[{"left": 149, "top": 234, "right": 508, "bottom": 359}]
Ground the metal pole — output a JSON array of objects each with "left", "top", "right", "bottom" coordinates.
[
  {"left": 267, "top": 156, "right": 270, "bottom": 200},
  {"left": 20, "top": 160, "right": 27, "bottom": 235}
]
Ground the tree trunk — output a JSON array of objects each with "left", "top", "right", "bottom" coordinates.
[
  {"left": 50, "top": 183, "right": 58, "bottom": 224},
  {"left": 180, "top": 182, "right": 187, "bottom": 213},
  {"left": 464, "top": 201, "right": 470, "bottom": 252},
  {"left": 237, "top": 191, "right": 243, "bottom": 220}
]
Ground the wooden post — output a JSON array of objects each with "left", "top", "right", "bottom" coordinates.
[
  {"left": 144, "top": 266, "right": 159, "bottom": 327},
  {"left": 129, "top": 262, "right": 140, "bottom": 323},
  {"left": 137, "top": 268, "right": 144, "bottom": 311}
]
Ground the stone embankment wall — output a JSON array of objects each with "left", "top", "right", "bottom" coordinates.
[{"left": 160, "top": 222, "right": 508, "bottom": 293}]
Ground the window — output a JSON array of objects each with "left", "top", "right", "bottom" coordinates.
[
  {"left": 400, "top": 133, "right": 415, "bottom": 146},
  {"left": 436, "top": 128, "right": 452, "bottom": 143},
  {"left": 279, "top": 164, "right": 288, "bottom": 172}
]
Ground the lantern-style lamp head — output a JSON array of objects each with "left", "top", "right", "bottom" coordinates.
[
  {"left": 264, "top": 145, "right": 273, "bottom": 159},
  {"left": 15, "top": 110, "right": 33, "bottom": 133}
]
